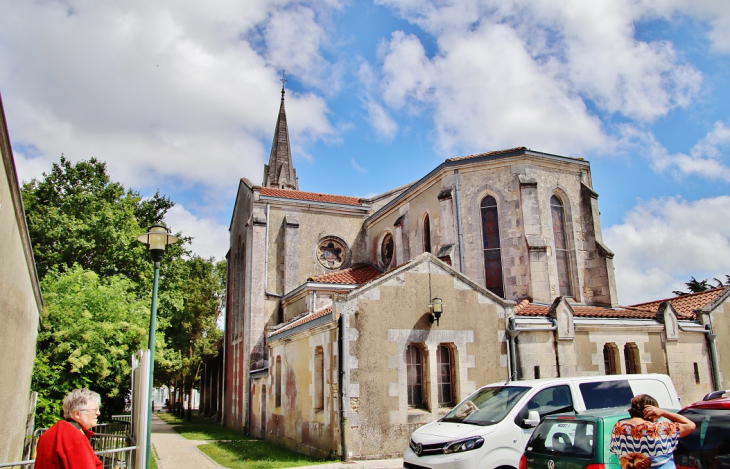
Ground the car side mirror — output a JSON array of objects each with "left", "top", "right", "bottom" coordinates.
[{"left": 523, "top": 410, "right": 541, "bottom": 427}]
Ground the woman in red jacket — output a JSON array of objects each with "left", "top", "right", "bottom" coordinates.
[{"left": 35, "top": 389, "right": 103, "bottom": 469}]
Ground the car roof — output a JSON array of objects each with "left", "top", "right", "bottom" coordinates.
[
  {"left": 682, "top": 397, "right": 730, "bottom": 411},
  {"left": 543, "top": 407, "right": 630, "bottom": 421},
  {"left": 483, "top": 373, "right": 668, "bottom": 388}
]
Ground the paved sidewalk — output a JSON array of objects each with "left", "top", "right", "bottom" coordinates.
[
  {"left": 150, "top": 413, "right": 402, "bottom": 469},
  {"left": 151, "top": 414, "right": 223, "bottom": 469}
]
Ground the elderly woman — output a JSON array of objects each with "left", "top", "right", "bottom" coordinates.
[
  {"left": 610, "top": 394, "right": 696, "bottom": 469},
  {"left": 34, "top": 389, "right": 103, "bottom": 469}
]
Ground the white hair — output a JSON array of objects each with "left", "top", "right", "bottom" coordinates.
[{"left": 62, "top": 388, "right": 101, "bottom": 419}]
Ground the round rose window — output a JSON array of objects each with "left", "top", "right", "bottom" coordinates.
[{"left": 317, "top": 237, "right": 348, "bottom": 269}]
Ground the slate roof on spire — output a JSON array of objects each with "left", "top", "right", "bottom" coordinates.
[{"left": 263, "top": 81, "right": 298, "bottom": 190}]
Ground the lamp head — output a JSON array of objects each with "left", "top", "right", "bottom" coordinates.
[
  {"left": 137, "top": 224, "right": 178, "bottom": 263},
  {"left": 430, "top": 297, "right": 444, "bottom": 326}
]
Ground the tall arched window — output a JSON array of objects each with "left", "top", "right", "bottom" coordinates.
[
  {"left": 406, "top": 344, "right": 425, "bottom": 407},
  {"left": 480, "top": 195, "right": 504, "bottom": 297},
  {"left": 551, "top": 195, "right": 573, "bottom": 297},
  {"left": 603, "top": 343, "right": 619, "bottom": 375},
  {"left": 423, "top": 214, "right": 432, "bottom": 254},
  {"left": 624, "top": 343, "right": 640, "bottom": 374}
]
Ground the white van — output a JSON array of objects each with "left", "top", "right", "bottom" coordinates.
[{"left": 403, "top": 374, "right": 680, "bottom": 469}]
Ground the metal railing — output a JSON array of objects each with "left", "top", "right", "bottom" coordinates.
[
  {"left": 4, "top": 422, "right": 137, "bottom": 469},
  {"left": 0, "top": 445, "right": 137, "bottom": 469}
]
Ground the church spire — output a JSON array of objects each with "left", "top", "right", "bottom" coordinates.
[{"left": 262, "top": 71, "right": 299, "bottom": 190}]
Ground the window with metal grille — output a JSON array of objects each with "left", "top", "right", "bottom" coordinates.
[
  {"left": 551, "top": 195, "right": 573, "bottom": 297},
  {"left": 480, "top": 195, "right": 504, "bottom": 297},
  {"left": 406, "top": 344, "right": 424, "bottom": 407}
]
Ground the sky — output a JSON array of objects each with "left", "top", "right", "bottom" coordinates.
[{"left": 1, "top": 0, "right": 729, "bottom": 305}]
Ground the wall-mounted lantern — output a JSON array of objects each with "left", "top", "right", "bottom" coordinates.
[{"left": 430, "top": 297, "right": 444, "bottom": 326}]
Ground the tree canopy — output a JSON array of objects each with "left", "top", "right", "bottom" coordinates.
[
  {"left": 25, "top": 156, "right": 225, "bottom": 426},
  {"left": 673, "top": 275, "right": 729, "bottom": 296}
]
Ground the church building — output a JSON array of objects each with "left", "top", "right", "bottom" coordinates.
[{"left": 199, "top": 84, "right": 730, "bottom": 460}]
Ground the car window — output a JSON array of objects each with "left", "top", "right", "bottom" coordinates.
[
  {"left": 676, "top": 408, "right": 730, "bottom": 469},
  {"left": 580, "top": 381, "right": 634, "bottom": 410},
  {"left": 526, "top": 419, "right": 595, "bottom": 458},
  {"left": 515, "top": 386, "right": 574, "bottom": 428},
  {"left": 442, "top": 386, "right": 530, "bottom": 426}
]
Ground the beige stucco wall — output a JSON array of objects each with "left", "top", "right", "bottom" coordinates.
[
  {"left": 340, "top": 257, "right": 510, "bottom": 458},
  {"left": 266, "top": 323, "right": 339, "bottom": 457},
  {"left": 0, "top": 110, "right": 41, "bottom": 462}
]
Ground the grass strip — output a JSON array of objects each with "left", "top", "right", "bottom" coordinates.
[
  {"left": 199, "top": 440, "right": 333, "bottom": 469},
  {"left": 157, "top": 412, "right": 250, "bottom": 440}
]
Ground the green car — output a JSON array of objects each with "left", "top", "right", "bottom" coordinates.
[{"left": 520, "top": 408, "right": 630, "bottom": 469}]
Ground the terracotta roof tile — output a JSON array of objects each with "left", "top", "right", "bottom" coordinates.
[
  {"left": 628, "top": 288, "right": 725, "bottom": 320},
  {"left": 308, "top": 264, "right": 382, "bottom": 285},
  {"left": 260, "top": 187, "right": 362, "bottom": 206},
  {"left": 515, "top": 302, "right": 656, "bottom": 319},
  {"left": 270, "top": 307, "right": 333, "bottom": 337}
]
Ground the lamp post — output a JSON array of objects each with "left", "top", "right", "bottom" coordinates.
[{"left": 137, "top": 224, "right": 178, "bottom": 469}]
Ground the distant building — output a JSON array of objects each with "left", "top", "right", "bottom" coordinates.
[
  {"left": 0, "top": 92, "right": 42, "bottom": 462},
  {"left": 199, "top": 85, "right": 730, "bottom": 459}
]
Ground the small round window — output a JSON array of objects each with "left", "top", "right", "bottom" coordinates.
[
  {"left": 381, "top": 233, "right": 394, "bottom": 267},
  {"left": 317, "top": 237, "right": 348, "bottom": 269}
]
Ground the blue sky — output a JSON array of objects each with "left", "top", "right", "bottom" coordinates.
[{"left": 1, "top": 0, "right": 729, "bottom": 304}]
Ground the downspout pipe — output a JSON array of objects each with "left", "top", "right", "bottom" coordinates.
[
  {"left": 453, "top": 170, "right": 465, "bottom": 273},
  {"left": 507, "top": 317, "right": 558, "bottom": 381},
  {"left": 338, "top": 310, "right": 349, "bottom": 461},
  {"left": 679, "top": 322, "right": 721, "bottom": 392}
]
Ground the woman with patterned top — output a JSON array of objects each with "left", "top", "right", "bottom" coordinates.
[{"left": 610, "top": 394, "right": 696, "bottom": 469}]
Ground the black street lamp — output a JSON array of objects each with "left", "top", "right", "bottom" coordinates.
[{"left": 137, "top": 224, "right": 178, "bottom": 469}]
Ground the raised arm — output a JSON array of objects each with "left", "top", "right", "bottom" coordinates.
[{"left": 643, "top": 405, "right": 696, "bottom": 438}]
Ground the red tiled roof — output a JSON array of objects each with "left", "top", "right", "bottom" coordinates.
[
  {"left": 260, "top": 187, "right": 362, "bottom": 206},
  {"left": 308, "top": 264, "right": 382, "bottom": 285},
  {"left": 270, "top": 307, "right": 333, "bottom": 337},
  {"left": 628, "top": 288, "right": 725, "bottom": 320},
  {"left": 514, "top": 299, "right": 656, "bottom": 319}
]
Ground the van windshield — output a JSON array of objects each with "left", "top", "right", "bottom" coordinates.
[{"left": 442, "top": 386, "right": 530, "bottom": 426}]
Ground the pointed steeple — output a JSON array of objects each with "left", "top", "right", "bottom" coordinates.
[{"left": 263, "top": 72, "right": 299, "bottom": 190}]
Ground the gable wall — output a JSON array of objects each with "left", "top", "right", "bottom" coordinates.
[{"left": 340, "top": 261, "right": 509, "bottom": 458}]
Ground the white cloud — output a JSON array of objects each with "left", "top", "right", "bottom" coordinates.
[
  {"left": 350, "top": 158, "right": 368, "bottom": 174},
  {"left": 164, "top": 204, "right": 230, "bottom": 261},
  {"left": 605, "top": 196, "right": 730, "bottom": 305},
  {"left": 0, "top": 0, "right": 340, "bottom": 202},
  {"left": 374, "top": 0, "right": 706, "bottom": 155}
]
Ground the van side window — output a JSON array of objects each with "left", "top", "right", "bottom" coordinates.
[
  {"left": 516, "top": 385, "right": 573, "bottom": 428},
  {"left": 579, "top": 380, "right": 634, "bottom": 410}
]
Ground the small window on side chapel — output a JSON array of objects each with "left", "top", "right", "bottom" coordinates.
[
  {"left": 624, "top": 343, "right": 640, "bottom": 374},
  {"left": 437, "top": 344, "right": 454, "bottom": 406},
  {"left": 603, "top": 343, "right": 619, "bottom": 375},
  {"left": 480, "top": 195, "right": 504, "bottom": 297},
  {"left": 551, "top": 195, "right": 573, "bottom": 297},
  {"left": 314, "top": 347, "right": 324, "bottom": 410},
  {"left": 406, "top": 344, "right": 425, "bottom": 407},
  {"left": 275, "top": 356, "right": 282, "bottom": 407},
  {"left": 423, "top": 214, "right": 431, "bottom": 254}
]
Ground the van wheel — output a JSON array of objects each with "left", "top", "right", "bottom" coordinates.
[{"left": 495, "top": 465, "right": 517, "bottom": 469}]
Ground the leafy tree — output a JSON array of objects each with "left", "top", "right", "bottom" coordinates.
[
  {"left": 33, "top": 266, "right": 150, "bottom": 427},
  {"left": 22, "top": 155, "right": 173, "bottom": 283},
  {"left": 673, "top": 275, "right": 729, "bottom": 296}
]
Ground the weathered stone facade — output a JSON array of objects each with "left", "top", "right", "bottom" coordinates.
[{"left": 213, "top": 91, "right": 730, "bottom": 460}]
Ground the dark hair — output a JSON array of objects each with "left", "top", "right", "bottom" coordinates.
[{"left": 628, "top": 394, "right": 658, "bottom": 418}]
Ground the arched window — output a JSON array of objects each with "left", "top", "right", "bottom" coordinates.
[
  {"left": 551, "top": 195, "right": 573, "bottom": 297},
  {"left": 381, "top": 233, "right": 394, "bottom": 268},
  {"left": 603, "top": 343, "right": 619, "bottom": 375},
  {"left": 314, "top": 347, "right": 324, "bottom": 410},
  {"left": 480, "top": 195, "right": 504, "bottom": 297},
  {"left": 406, "top": 344, "right": 425, "bottom": 407},
  {"left": 275, "top": 356, "right": 282, "bottom": 407},
  {"left": 423, "top": 214, "right": 431, "bottom": 254},
  {"left": 437, "top": 344, "right": 455, "bottom": 406},
  {"left": 624, "top": 343, "right": 640, "bottom": 374}
]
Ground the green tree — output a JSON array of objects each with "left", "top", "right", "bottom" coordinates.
[
  {"left": 22, "top": 155, "right": 174, "bottom": 283},
  {"left": 673, "top": 275, "right": 729, "bottom": 296},
  {"left": 33, "top": 266, "right": 150, "bottom": 427}
]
